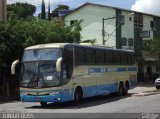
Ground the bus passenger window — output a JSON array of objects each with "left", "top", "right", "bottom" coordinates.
[
  {"left": 75, "top": 47, "right": 85, "bottom": 65},
  {"left": 96, "top": 50, "right": 105, "bottom": 65},
  {"left": 85, "top": 49, "right": 96, "bottom": 65},
  {"left": 105, "top": 51, "right": 113, "bottom": 64}
]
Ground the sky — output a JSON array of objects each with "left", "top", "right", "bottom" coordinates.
[{"left": 7, "top": 0, "right": 160, "bottom": 16}]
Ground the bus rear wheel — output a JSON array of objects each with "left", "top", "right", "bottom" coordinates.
[
  {"left": 40, "top": 102, "right": 47, "bottom": 107},
  {"left": 124, "top": 82, "right": 129, "bottom": 95},
  {"left": 74, "top": 88, "right": 83, "bottom": 105},
  {"left": 118, "top": 83, "right": 125, "bottom": 96}
]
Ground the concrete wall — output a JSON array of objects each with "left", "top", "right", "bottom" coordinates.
[
  {"left": 142, "top": 15, "right": 153, "bottom": 40},
  {"left": 121, "top": 11, "right": 134, "bottom": 39},
  {"left": 65, "top": 4, "right": 116, "bottom": 47}
]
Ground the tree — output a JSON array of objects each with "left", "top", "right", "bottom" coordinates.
[
  {"left": 51, "top": 5, "right": 69, "bottom": 18},
  {"left": 0, "top": 3, "right": 82, "bottom": 96},
  {"left": 7, "top": 2, "right": 36, "bottom": 19},
  {"left": 1, "top": 2, "right": 82, "bottom": 89},
  {"left": 145, "top": 39, "right": 160, "bottom": 69},
  {"left": 41, "top": 0, "right": 46, "bottom": 19},
  {"left": 0, "top": 17, "right": 82, "bottom": 75},
  {"left": 48, "top": 0, "right": 51, "bottom": 20}
]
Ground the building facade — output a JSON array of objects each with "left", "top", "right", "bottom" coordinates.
[
  {"left": 64, "top": 3, "right": 160, "bottom": 82},
  {"left": 0, "top": 0, "right": 7, "bottom": 22}
]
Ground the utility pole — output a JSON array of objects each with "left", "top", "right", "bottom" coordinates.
[
  {"left": 41, "top": 0, "right": 45, "bottom": 19},
  {"left": 104, "top": 13, "right": 134, "bottom": 44},
  {"left": 102, "top": 17, "right": 116, "bottom": 45},
  {"left": 48, "top": 0, "right": 51, "bottom": 20}
]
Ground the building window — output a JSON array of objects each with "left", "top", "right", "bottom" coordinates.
[
  {"left": 139, "top": 15, "right": 143, "bottom": 27},
  {"left": 134, "top": 14, "right": 143, "bottom": 27},
  {"left": 122, "top": 38, "right": 127, "bottom": 46},
  {"left": 128, "top": 38, "right": 134, "bottom": 46},
  {"left": 150, "top": 21, "right": 156, "bottom": 31},
  {"left": 117, "top": 14, "right": 125, "bottom": 25},
  {"left": 134, "top": 15, "right": 138, "bottom": 26},
  {"left": 70, "top": 20, "right": 78, "bottom": 26},
  {"left": 129, "top": 17, "right": 132, "bottom": 21}
]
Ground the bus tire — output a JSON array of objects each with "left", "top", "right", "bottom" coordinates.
[
  {"left": 156, "top": 86, "right": 160, "bottom": 89},
  {"left": 124, "top": 81, "right": 129, "bottom": 95},
  {"left": 118, "top": 82, "right": 124, "bottom": 96},
  {"left": 40, "top": 102, "right": 47, "bottom": 107},
  {"left": 73, "top": 87, "right": 83, "bottom": 105}
]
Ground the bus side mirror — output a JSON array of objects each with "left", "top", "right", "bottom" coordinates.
[
  {"left": 11, "top": 59, "right": 19, "bottom": 75},
  {"left": 56, "top": 57, "right": 63, "bottom": 72}
]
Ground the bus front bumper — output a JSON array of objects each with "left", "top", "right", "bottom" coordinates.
[{"left": 20, "top": 94, "right": 72, "bottom": 103}]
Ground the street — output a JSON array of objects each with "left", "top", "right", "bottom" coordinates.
[{"left": 0, "top": 93, "right": 160, "bottom": 113}]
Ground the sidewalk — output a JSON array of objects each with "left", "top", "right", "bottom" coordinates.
[
  {"left": 129, "top": 83, "right": 160, "bottom": 96},
  {"left": 0, "top": 96, "right": 19, "bottom": 103}
]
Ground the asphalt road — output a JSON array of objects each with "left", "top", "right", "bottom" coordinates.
[{"left": 0, "top": 93, "right": 160, "bottom": 114}]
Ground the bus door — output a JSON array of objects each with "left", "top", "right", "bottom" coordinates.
[{"left": 61, "top": 63, "right": 73, "bottom": 101}]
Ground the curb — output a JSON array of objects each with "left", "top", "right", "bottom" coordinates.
[
  {"left": 0, "top": 97, "right": 19, "bottom": 102},
  {"left": 132, "top": 92, "right": 160, "bottom": 96}
]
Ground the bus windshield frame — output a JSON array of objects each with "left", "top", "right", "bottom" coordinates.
[{"left": 20, "top": 48, "right": 62, "bottom": 88}]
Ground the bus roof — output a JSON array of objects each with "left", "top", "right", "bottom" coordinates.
[
  {"left": 25, "top": 43, "right": 135, "bottom": 53},
  {"left": 25, "top": 43, "right": 69, "bottom": 50},
  {"left": 70, "top": 44, "right": 135, "bottom": 53}
]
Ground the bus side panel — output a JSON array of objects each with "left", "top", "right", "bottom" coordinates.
[{"left": 73, "top": 66, "right": 97, "bottom": 98}]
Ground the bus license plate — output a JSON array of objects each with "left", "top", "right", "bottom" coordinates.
[{"left": 34, "top": 97, "right": 41, "bottom": 101}]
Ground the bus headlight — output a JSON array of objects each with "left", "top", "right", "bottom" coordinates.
[{"left": 49, "top": 91, "right": 60, "bottom": 95}]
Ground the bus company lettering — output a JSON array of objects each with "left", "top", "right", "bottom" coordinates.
[{"left": 106, "top": 68, "right": 117, "bottom": 72}]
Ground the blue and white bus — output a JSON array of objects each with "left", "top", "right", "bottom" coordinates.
[{"left": 11, "top": 43, "right": 137, "bottom": 106}]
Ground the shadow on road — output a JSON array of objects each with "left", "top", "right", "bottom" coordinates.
[{"left": 25, "top": 93, "right": 132, "bottom": 110}]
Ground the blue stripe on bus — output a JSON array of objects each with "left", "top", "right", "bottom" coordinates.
[
  {"left": 20, "top": 83, "right": 119, "bottom": 103},
  {"left": 117, "top": 68, "right": 127, "bottom": 72},
  {"left": 88, "top": 67, "right": 137, "bottom": 73},
  {"left": 128, "top": 67, "right": 137, "bottom": 71},
  {"left": 83, "top": 83, "right": 118, "bottom": 98}
]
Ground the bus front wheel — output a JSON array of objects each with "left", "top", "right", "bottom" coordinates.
[
  {"left": 74, "top": 88, "right": 83, "bottom": 105},
  {"left": 40, "top": 102, "right": 47, "bottom": 107}
]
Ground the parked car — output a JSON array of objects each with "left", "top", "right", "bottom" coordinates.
[
  {"left": 155, "top": 72, "right": 160, "bottom": 79},
  {"left": 155, "top": 76, "right": 160, "bottom": 89}
]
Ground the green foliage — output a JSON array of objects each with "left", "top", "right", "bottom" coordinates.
[
  {"left": 145, "top": 39, "right": 160, "bottom": 55},
  {"left": 0, "top": 18, "right": 82, "bottom": 75},
  {"left": 144, "top": 38, "right": 160, "bottom": 64},
  {"left": 1, "top": 2, "right": 82, "bottom": 77},
  {"left": 7, "top": 2, "right": 36, "bottom": 19}
]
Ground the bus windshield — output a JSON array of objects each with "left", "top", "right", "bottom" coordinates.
[
  {"left": 23, "top": 48, "right": 62, "bottom": 61},
  {"left": 20, "top": 48, "right": 62, "bottom": 88},
  {"left": 20, "top": 62, "right": 60, "bottom": 88}
]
